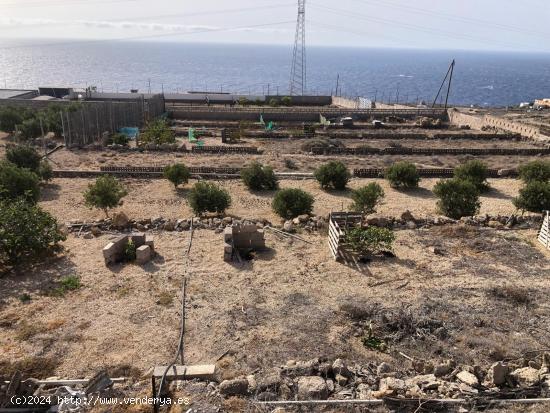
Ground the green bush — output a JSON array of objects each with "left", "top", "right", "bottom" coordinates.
[
  {"left": 433, "top": 178, "right": 481, "bottom": 219},
  {"left": 51, "top": 275, "right": 81, "bottom": 297},
  {"left": 140, "top": 119, "right": 175, "bottom": 145},
  {"left": 0, "top": 161, "right": 40, "bottom": 203},
  {"left": 0, "top": 106, "right": 32, "bottom": 133},
  {"left": 385, "top": 162, "right": 420, "bottom": 189},
  {"left": 110, "top": 133, "right": 130, "bottom": 146},
  {"left": 6, "top": 145, "right": 42, "bottom": 172},
  {"left": 281, "top": 96, "right": 292, "bottom": 106},
  {"left": 454, "top": 160, "right": 489, "bottom": 192},
  {"left": 18, "top": 117, "right": 42, "bottom": 140},
  {"left": 164, "top": 164, "right": 191, "bottom": 188},
  {"left": 241, "top": 162, "right": 278, "bottom": 191},
  {"left": 518, "top": 160, "right": 550, "bottom": 183},
  {"left": 268, "top": 98, "right": 280, "bottom": 107},
  {"left": 188, "top": 181, "right": 231, "bottom": 215},
  {"left": 124, "top": 240, "right": 137, "bottom": 262},
  {"left": 272, "top": 188, "right": 314, "bottom": 219},
  {"left": 83, "top": 175, "right": 128, "bottom": 217},
  {"left": 343, "top": 227, "right": 395, "bottom": 255},
  {"left": 38, "top": 161, "right": 53, "bottom": 182},
  {"left": 513, "top": 181, "right": 550, "bottom": 213},
  {"left": 0, "top": 198, "right": 66, "bottom": 267},
  {"left": 314, "top": 161, "right": 351, "bottom": 190},
  {"left": 351, "top": 183, "right": 385, "bottom": 214}
]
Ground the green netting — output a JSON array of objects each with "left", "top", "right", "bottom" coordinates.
[{"left": 188, "top": 127, "right": 197, "bottom": 142}]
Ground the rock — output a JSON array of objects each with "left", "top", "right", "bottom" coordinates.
[
  {"left": 356, "top": 383, "right": 371, "bottom": 399},
  {"left": 406, "top": 221, "right": 417, "bottom": 229},
  {"left": 401, "top": 210, "right": 415, "bottom": 222},
  {"left": 511, "top": 367, "right": 541, "bottom": 387},
  {"left": 112, "top": 211, "right": 129, "bottom": 228},
  {"left": 528, "top": 361, "right": 541, "bottom": 370},
  {"left": 256, "top": 369, "right": 281, "bottom": 392},
  {"left": 292, "top": 217, "right": 301, "bottom": 225},
  {"left": 257, "top": 392, "right": 277, "bottom": 401},
  {"left": 219, "top": 378, "right": 249, "bottom": 396},
  {"left": 332, "top": 359, "right": 351, "bottom": 378},
  {"left": 297, "top": 214, "right": 309, "bottom": 223},
  {"left": 282, "top": 359, "right": 319, "bottom": 377},
  {"left": 163, "top": 220, "right": 176, "bottom": 231},
  {"left": 377, "top": 362, "right": 392, "bottom": 375},
  {"left": 283, "top": 221, "right": 293, "bottom": 232},
  {"left": 297, "top": 376, "right": 328, "bottom": 400},
  {"left": 366, "top": 217, "right": 391, "bottom": 228},
  {"left": 487, "top": 220, "right": 504, "bottom": 229},
  {"left": 406, "top": 374, "right": 439, "bottom": 391},
  {"left": 246, "top": 375, "right": 257, "bottom": 393},
  {"left": 488, "top": 362, "right": 509, "bottom": 386},
  {"left": 136, "top": 223, "right": 147, "bottom": 231},
  {"left": 378, "top": 377, "right": 406, "bottom": 393},
  {"left": 456, "top": 371, "right": 479, "bottom": 387},
  {"left": 222, "top": 216, "right": 233, "bottom": 225},
  {"left": 335, "top": 374, "right": 348, "bottom": 386},
  {"left": 430, "top": 246, "right": 445, "bottom": 255},
  {"left": 91, "top": 226, "right": 102, "bottom": 237},
  {"left": 498, "top": 168, "right": 515, "bottom": 177},
  {"left": 83, "top": 232, "right": 93, "bottom": 239},
  {"left": 58, "top": 224, "right": 70, "bottom": 237}
]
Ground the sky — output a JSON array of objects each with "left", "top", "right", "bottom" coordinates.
[{"left": 1, "top": 0, "right": 549, "bottom": 52}]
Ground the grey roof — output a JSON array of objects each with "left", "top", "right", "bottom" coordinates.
[{"left": 0, "top": 89, "right": 36, "bottom": 99}]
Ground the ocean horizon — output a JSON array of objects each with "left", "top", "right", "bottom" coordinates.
[{"left": 2, "top": 39, "right": 550, "bottom": 107}]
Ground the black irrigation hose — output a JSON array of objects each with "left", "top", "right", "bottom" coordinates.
[{"left": 154, "top": 219, "right": 194, "bottom": 411}]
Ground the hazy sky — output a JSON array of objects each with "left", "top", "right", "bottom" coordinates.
[{"left": 1, "top": 0, "right": 549, "bottom": 52}]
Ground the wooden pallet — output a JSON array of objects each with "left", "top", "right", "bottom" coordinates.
[{"left": 538, "top": 211, "right": 550, "bottom": 250}]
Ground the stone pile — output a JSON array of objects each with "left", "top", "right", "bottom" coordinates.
[
  {"left": 102, "top": 232, "right": 155, "bottom": 265},
  {"left": 223, "top": 224, "right": 266, "bottom": 262},
  {"left": 214, "top": 354, "right": 550, "bottom": 402}
]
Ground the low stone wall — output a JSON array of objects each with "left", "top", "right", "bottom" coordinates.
[{"left": 314, "top": 146, "right": 549, "bottom": 156}]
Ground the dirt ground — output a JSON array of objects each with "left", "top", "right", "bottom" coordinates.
[
  {"left": 1, "top": 227, "right": 549, "bottom": 381},
  {"left": 39, "top": 177, "right": 523, "bottom": 224}
]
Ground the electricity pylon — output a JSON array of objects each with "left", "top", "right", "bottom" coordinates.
[{"left": 289, "top": 0, "right": 306, "bottom": 96}]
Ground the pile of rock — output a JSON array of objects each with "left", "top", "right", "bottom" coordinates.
[{"left": 215, "top": 355, "right": 550, "bottom": 402}]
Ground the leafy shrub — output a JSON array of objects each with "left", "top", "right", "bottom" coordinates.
[
  {"left": 51, "top": 275, "right": 81, "bottom": 297},
  {"left": 6, "top": 145, "right": 42, "bottom": 172},
  {"left": 344, "top": 226, "right": 396, "bottom": 255},
  {"left": 110, "top": 133, "right": 130, "bottom": 146},
  {"left": 513, "top": 180, "right": 550, "bottom": 213},
  {"left": 164, "top": 164, "right": 191, "bottom": 188},
  {"left": 241, "top": 162, "right": 278, "bottom": 191},
  {"left": 433, "top": 178, "right": 481, "bottom": 219},
  {"left": 0, "top": 198, "right": 66, "bottom": 267},
  {"left": 300, "top": 138, "right": 343, "bottom": 152},
  {"left": 268, "top": 98, "right": 280, "bottom": 107},
  {"left": 518, "top": 160, "right": 550, "bottom": 183},
  {"left": 238, "top": 97, "right": 250, "bottom": 106},
  {"left": 188, "top": 181, "right": 231, "bottom": 215},
  {"left": 385, "top": 161, "right": 420, "bottom": 189},
  {"left": 454, "top": 160, "right": 489, "bottom": 192},
  {"left": 351, "top": 183, "right": 385, "bottom": 214},
  {"left": 314, "top": 161, "right": 351, "bottom": 190},
  {"left": 272, "top": 188, "right": 314, "bottom": 219},
  {"left": 38, "top": 161, "right": 53, "bottom": 182},
  {"left": 83, "top": 175, "right": 128, "bottom": 217},
  {"left": 0, "top": 106, "right": 28, "bottom": 133},
  {"left": 284, "top": 158, "right": 298, "bottom": 170},
  {"left": 140, "top": 119, "right": 175, "bottom": 145},
  {"left": 18, "top": 117, "right": 42, "bottom": 140},
  {"left": 281, "top": 96, "right": 292, "bottom": 106},
  {"left": 0, "top": 161, "right": 40, "bottom": 203},
  {"left": 124, "top": 240, "right": 137, "bottom": 262}
]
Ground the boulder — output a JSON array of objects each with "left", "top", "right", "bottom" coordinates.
[
  {"left": 487, "top": 220, "right": 504, "bottom": 229},
  {"left": 283, "top": 221, "right": 294, "bottom": 232},
  {"left": 112, "top": 211, "right": 129, "bottom": 228},
  {"left": 219, "top": 378, "right": 249, "bottom": 396},
  {"left": 332, "top": 359, "right": 351, "bottom": 378},
  {"left": 283, "top": 359, "right": 318, "bottom": 377},
  {"left": 378, "top": 377, "right": 406, "bottom": 394},
  {"left": 297, "top": 214, "right": 310, "bottom": 223},
  {"left": 256, "top": 369, "right": 282, "bottom": 392},
  {"left": 377, "top": 362, "right": 392, "bottom": 375},
  {"left": 456, "top": 371, "right": 479, "bottom": 387},
  {"left": 401, "top": 210, "right": 415, "bottom": 222},
  {"left": 356, "top": 383, "right": 371, "bottom": 399},
  {"left": 434, "top": 360, "right": 454, "bottom": 377},
  {"left": 91, "top": 226, "right": 102, "bottom": 237},
  {"left": 297, "top": 376, "right": 328, "bottom": 400},
  {"left": 488, "top": 362, "right": 509, "bottom": 386},
  {"left": 163, "top": 220, "right": 176, "bottom": 231},
  {"left": 511, "top": 367, "right": 541, "bottom": 387}
]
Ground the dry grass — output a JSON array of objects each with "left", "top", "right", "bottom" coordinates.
[
  {"left": 487, "top": 285, "right": 533, "bottom": 305},
  {"left": 15, "top": 321, "right": 46, "bottom": 341},
  {"left": 0, "top": 357, "right": 58, "bottom": 379}
]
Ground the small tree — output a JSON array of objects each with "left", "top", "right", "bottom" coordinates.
[
  {"left": 84, "top": 175, "right": 128, "bottom": 217},
  {"left": 0, "top": 198, "right": 66, "bottom": 268},
  {"left": 38, "top": 160, "right": 53, "bottom": 182},
  {"left": 0, "top": 161, "right": 40, "bottom": 203},
  {"left": 164, "top": 164, "right": 191, "bottom": 189},
  {"left": 241, "top": 162, "right": 278, "bottom": 191},
  {"left": 109, "top": 133, "right": 130, "bottom": 146},
  {"left": 140, "top": 119, "right": 175, "bottom": 145},
  {"left": 188, "top": 181, "right": 231, "bottom": 215},
  {"left": 454, "top": 160, "right": 490, "bottom": 192},
  {"left": 272, "top": 188, "right": 314, "bottom": 219},
  {"left": 0, "top": 106, "right": 32, "bottom": 133},
  {"left": 433, "top": 178, "right": 481, "bottom": 219},
  {"left": 281, "top": 96, "right": 292, "bottom": 106},
  {"left": 268, "top": 98, "right": 280, "bottom": 107},
  {"left": 343, "top": 227, "right": 395, "bottom": 256},
  {"left": 385, "top": 161, "right": 420, "bottom": 189},
  {"left": 518, "top": 160, "right": 550, "bottom": 184},
  {"left": 513, "top": 181, "right": 550, "bottom": 213},
  {"left": 351, "top": 183, "right": 385, "bottom": 214},
  {"left": 314, "top": 161, "right": 351, "bottom": 190},
  {"left": 6, "top": 145, "right": 42, "bottom": 172}
]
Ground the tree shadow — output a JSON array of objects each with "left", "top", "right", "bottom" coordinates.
[
  {"left": 396, "top": 186, "right": 434, "bottom": 199},
  {"left": 324, "top": 188, "right": 353, "bottom": 199},
  {"left": 39, "top": 183, "right": 61, "bottom": 202},
  {"left": 175, "top": 187, "right": 191, "bottom": 198},
  {"left": 483, "top": 187, "right": 513, "bottom": 200},
  {"left": 0, "top": 255, "right": 78, "bottom": 308}
]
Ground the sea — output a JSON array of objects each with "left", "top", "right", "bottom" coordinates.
[{"left": 1, "top": 39, "right": 550, "bottom": 107}]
